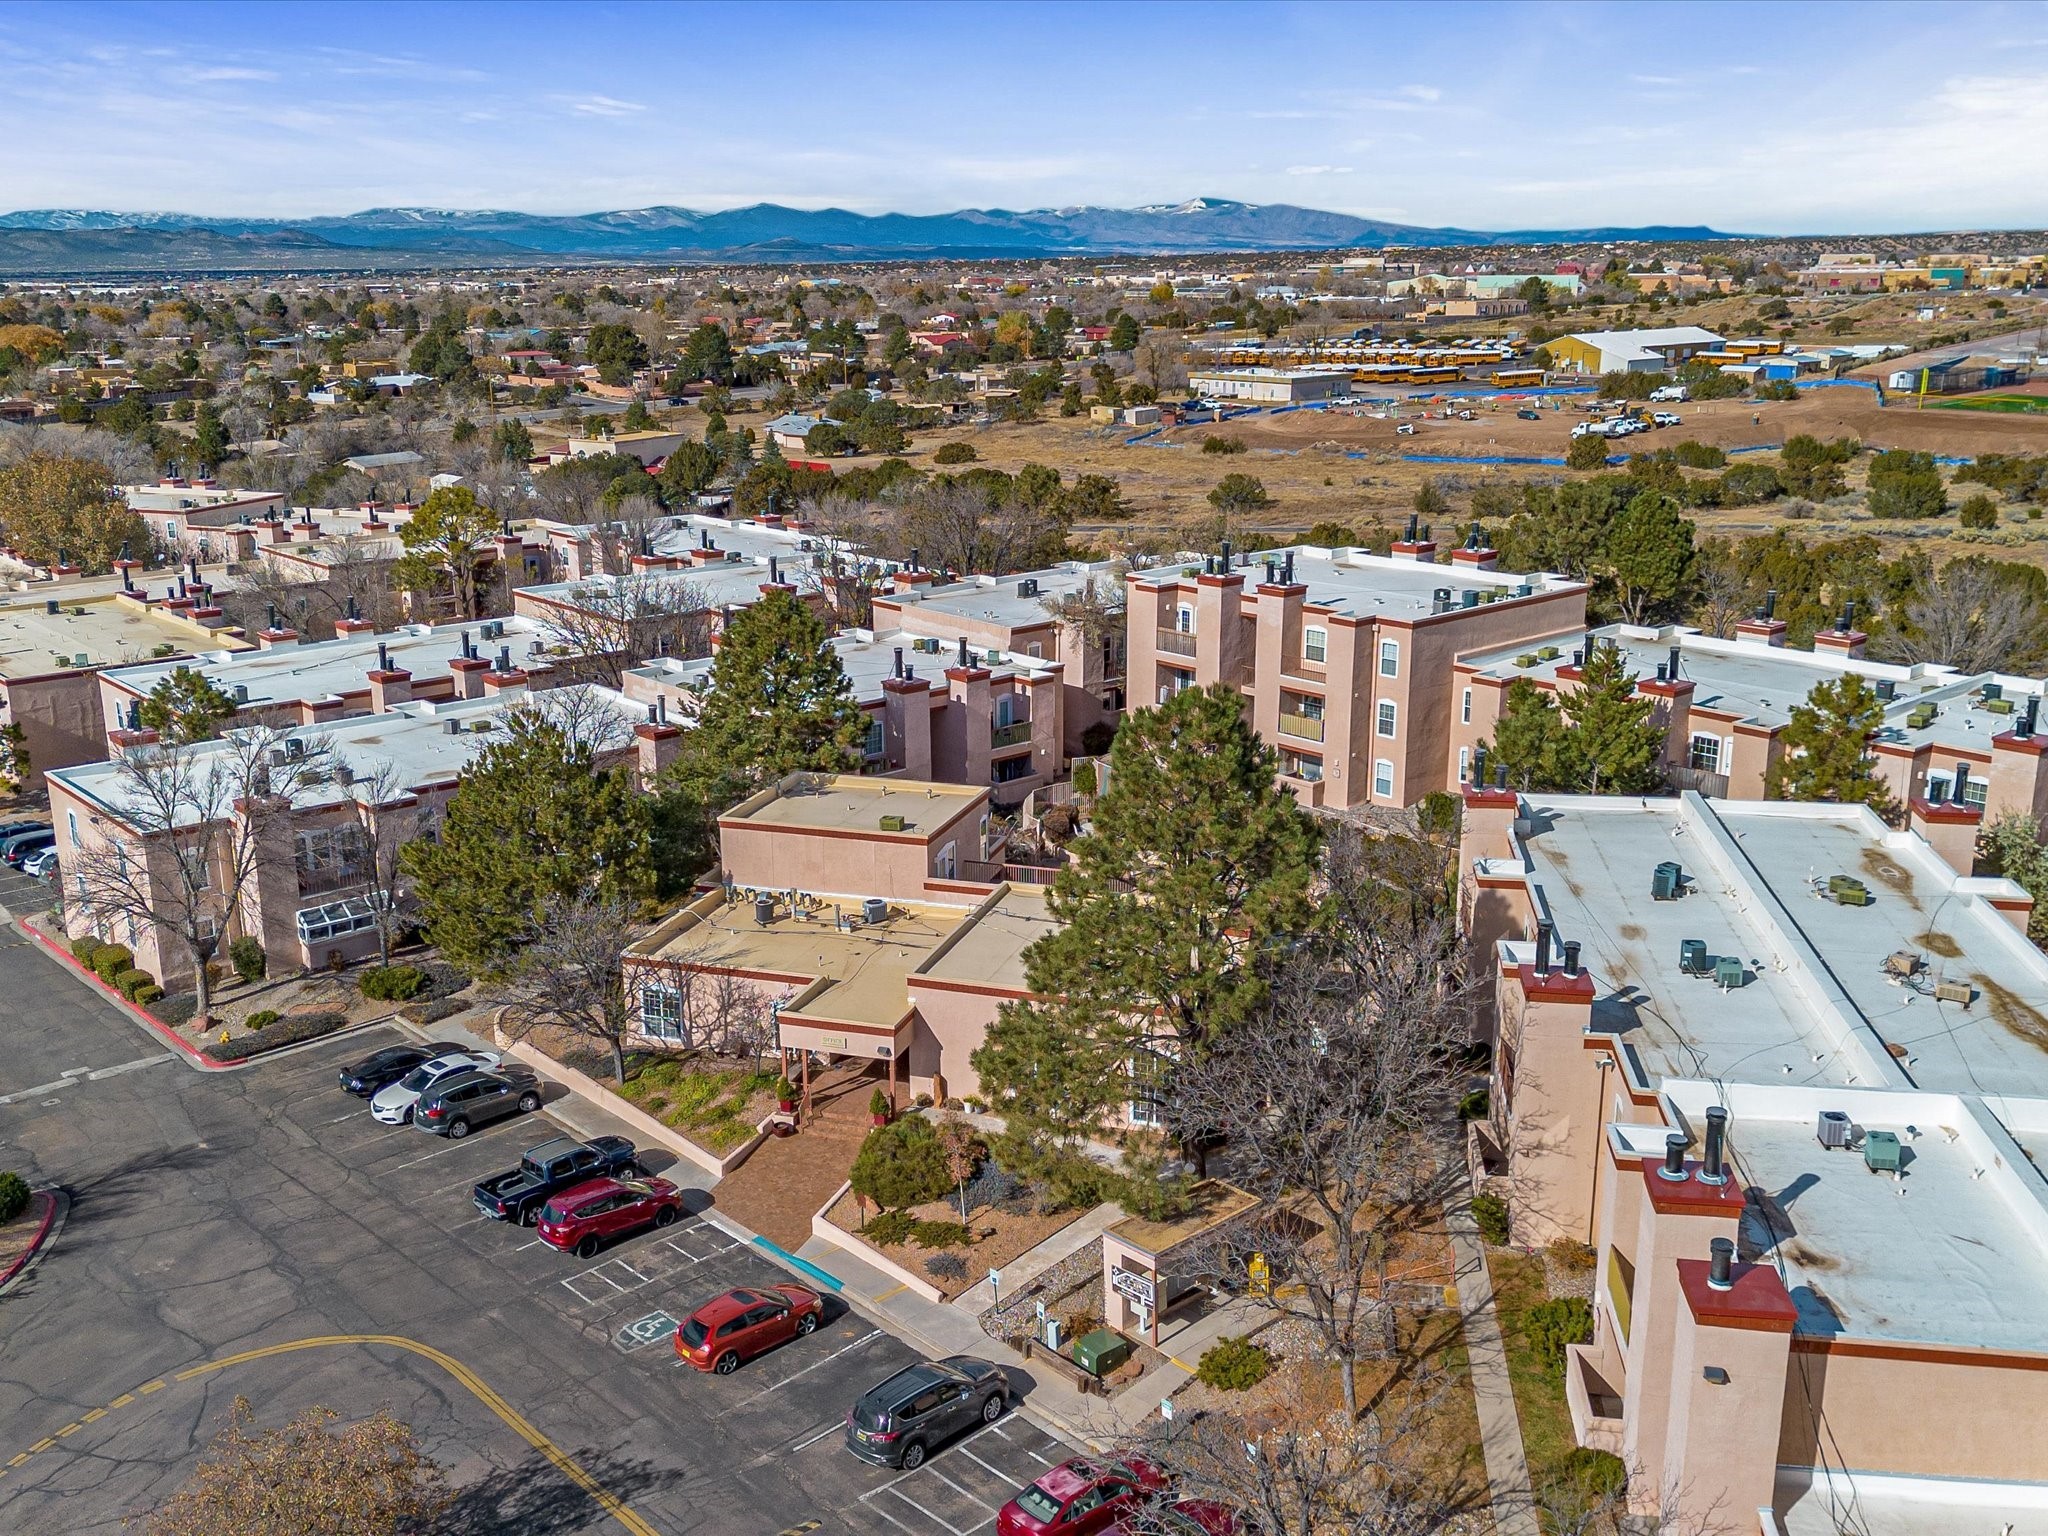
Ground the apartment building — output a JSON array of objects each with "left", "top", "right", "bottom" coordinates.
[
  {"left": 1457, "top": 785, "right": 2048, "bottom": 1530},
  {"left": 1126, "top": 536, "right": 1586, "bottom": 809},
  {"left": 623, "top": 627, "right": 1065, "bottom": 806},
  {"left": 124, "top": 479, "right": 287, "bottom": 561},
  {"left": 1455, "top": 608, "right": 2048, "bottom": 868},
  {"left": 623, "top": 773, "right": 1058, "bottom": 1107},
  {"left": 0, "top": 586, "right": 250, "bottom": 787},
  {"left": 50, "top": 684, "right": 661, "bottom": 989},
  {"left": 872, "top": 559, "right": 1131, "bottom": 758}
]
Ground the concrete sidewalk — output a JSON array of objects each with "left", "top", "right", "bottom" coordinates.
[{"left": 1447, "top": 1198, "right": 1542, "bottom": 1536}]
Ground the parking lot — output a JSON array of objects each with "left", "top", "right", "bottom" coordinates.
[{"left": 0, "top": 915, "right": 1079, "bottom": 1536}]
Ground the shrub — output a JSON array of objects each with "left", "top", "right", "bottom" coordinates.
[
  {"left": 850, "top": 1116, "right": 952, "bottom": 1210},
  {"left": 200, "top": 1009, "right": 348, "bottom": 1062},
  {"left": 1959, "top": 492, "right": 1999, "bottom": 530},
  {"left": 1471, "top": 1190, "right": 1511, "bottom": 1246},
  {"left": 148, "top": 992, "right": 196, "bottom": 1027},
  {"left": 359, "top": 965, "right": 426, "bottom": 1002},
  {"left": 132, "top": 983, "right": 163, "bottom": 1007},
  {"left": 1195, "top": 1335, "right": 1272, "bottom": 1391},
  {"left": 228, "top": 935, "right": 267, "bottom": 982},
  {"left": 1546, "top": 1237, "right": 1598, "bottom": 1275},
  {"left": 245, "top": 1009, "right": 282, "bottom": 1031},
  {"left": 869, "top": 1087, "right": 890, "bottom": 1119},
  {"left": 0, "top": 1171, "right": 30, "bottom": 1223},
  {"left": 1070, "top": 761, "right": 1098, "bottom": 797},
  {"left": 69, "top": 934, "right": 99, "bottom": 963},
  {"left": 1201, "top": 435, "right": 1247, "bottom": 455},
  {"left": 962, "top": 1164, "right": 1022, "bottom": 1215},
  {"left": 1717, "top": 462, "right": 1783, "bottom": 506},
  {"left": 1558, "top": 1447, "right": 1627, "bottom": 1499},
  {"left": 910, "top": 1219, "right": 970, "bottom": 1249},
  {"left": 864, "top": 1210, "right": 916, "bottom": 1245},
  {"left": 1672, "top": 439, "right": 1725, "bottom": 469},
  {"left": 1458, "top": 1088, "right": 1490, "bottom": 1122},
  {"left": 114, "top": 968, "right": 153, "bottom": 1001},
  {"left": 932, "top": 441, "right": 977, "bottom": 465},
  {"left": 398, "top": 996, "right": 465, "bottom": 1026},
  {"left": 1524, "top": 1295, "right": 1594, "bottom": 1377},
  {"left": 925, "top": 1252, "right": 968, "bottom": 1281},
  {"left": 92, "top": 944, "right": 133, "bottom": 985},
  {"left": 1565, "top": 434, "right": 1608, "bottom": 472},
  {"left": 1756, "top": 380, "right": 1799, "bottom": 402},
  {"left": 1867, "top": 448, "right": 1947, "bottom": 519}
]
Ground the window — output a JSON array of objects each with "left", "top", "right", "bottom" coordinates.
[
  {"left": 1459, "top": 746, "right": 1471, "bottom": 783},
  {"left": 1377, "top": 700, "right": 1397, "bottom": 738},
  {"left": 1175, "top": 604, "right": 1195, "bottom": 634},
  {"left": 993, "top": 755, "right": 1035, "bottom": 784},
  {"left": 640, "top": 982, "right": 683, "bottom": 1040},
  {"left": 1379, "top": 639, "right": 1400, "bottom": 678},
  {"left": 66, "top": 811, "right": 77, "bottom": 844},
  {"left": 1027, "top": 642, "right": 1042, "bottom": 659},
  {"left": 1303, "top": 626, "right": 1327, "bottom": 664},
  {"left": 1462, "top": 688, "right": 1473, "bottom": 725},
  {"left": 1279, "top": 749, "right": 1323, "bottom": 782},
  {"left": 1374, "top": 759, "right": 1395, "bottom": 799},
  {"left": 862, "top": 717, "right": 885, "bottom": 759},
  {"left": 295, "top": 825, "right": 366, "bottom": 880},
  {"left": 1128, "top": 1055, "right": 1169, "bottom": 1126},
  {"left": 1928, "top": 771, "right": 1989, "bottom": 811},
  {"left": 1687, "top": 733, "right": 1722, "bottom": 773}
]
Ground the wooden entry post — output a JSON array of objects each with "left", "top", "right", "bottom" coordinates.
[{"left": 800, "top": 1049, "right": 811, "bottom": 1123}]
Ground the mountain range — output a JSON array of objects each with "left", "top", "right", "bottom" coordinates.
[{"left": 0, "top": 198, "right": 1735, "bottom": 273}]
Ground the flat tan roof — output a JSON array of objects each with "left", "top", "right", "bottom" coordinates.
[
  {"left": 0, "top": 593, "right": 246, "bottom": 678},
  {"left": 919, "top": 883, "right": 1055, "bottom": 994},
  {"left": 636, "top": 892, "right": 974, "bottom": 1029},
  {"left": 729, "top": 774, "right": 985, "bottom": 838}
]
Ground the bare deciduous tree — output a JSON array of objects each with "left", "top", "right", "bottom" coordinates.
[
  {"left": 1874, "top": 557, "right": 2048, "bottom": 675},
  {"left": 69, "top": 722, "right": 335, "bottom": 1023},
  {"left": 492, "top": 893, "right": 639, "bottom": 1082},
  {"left": 528, "top": 572, "right": 714, "bottom": 687},
  {"left": 331, "top": 758, "right": 431, "bottom": 967}
]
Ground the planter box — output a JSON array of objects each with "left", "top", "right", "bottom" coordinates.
[{"left": 810, "top": 1180, "right": 945, "bottom": 1303}]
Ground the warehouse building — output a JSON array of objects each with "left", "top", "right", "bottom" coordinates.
[
  {"left": 1187, "top": 367, "right": 1347, "bottom": 403},
  {"left": 1543, "top": 326, "right": 1725, "bottom": 376}
]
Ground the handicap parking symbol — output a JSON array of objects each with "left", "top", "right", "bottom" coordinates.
[{"left": 615, "top": 1310, "right": 679, "bottom": 1353}]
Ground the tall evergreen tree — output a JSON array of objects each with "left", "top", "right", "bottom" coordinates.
[
  {"left": 1605, "top": 490, "right": 1696, "bottom": 624},
  {"left": 1767, "top": 673, "right": 1896, "bottom": 815},
  {"left": 1480, "top": 678, "right": 1579, "bottom": 792},
  {"left": 972, "top": 684, "right": 1319, "bottom": 1190},
  {"left": 1562, "top": 640, "right": 1667, "bottom": 794},
  {"left": 403, "top": 714, "right": 652, "bottom": 979}
]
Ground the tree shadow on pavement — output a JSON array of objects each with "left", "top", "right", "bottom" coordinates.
[{"left": 437, "top": 1446, "right": 688, "bottom": 1536}]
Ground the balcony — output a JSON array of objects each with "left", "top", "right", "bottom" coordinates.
[
  {"left": 1155, "top": 627, "right": 1199, "bottom": 658},
  {"left": 295, "top": 863, "right": 372, "bottom": 900},
  {"left": 1670, "top": 765, "right": 1730, "bottom": 798},
  {"left": 991, "top": 719, "right": 1033, "bottom": 750},
  {"left": 1277, "top": 710, "right": 1326, "bottom": 742}
]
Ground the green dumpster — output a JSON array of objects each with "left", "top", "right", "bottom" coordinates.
[{"left": 1072, "top": 1329, "right": 1132, "bottom": 1377}]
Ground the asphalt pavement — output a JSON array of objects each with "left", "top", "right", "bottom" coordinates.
[{"left": 0, "top": 886, "right": 1073, "bottom": 1536}]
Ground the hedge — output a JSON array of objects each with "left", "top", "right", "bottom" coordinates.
[
  {"left": 132, "top": 983, "right": 164, "bottom": 1007},
  {"left": 202, "top": 1009, "right": 350, "bottom": 1062},
  {"left": 69, "top": 935, "right": 99, "bottom": 963},
  {"left": 92, "top": 945, "right": 134, "bottom": 985},
  {"left": 1472, "top": 1190, "right": 1511, "bottom": 1246},
  {"left": 114, "top": 968, "right": 155, "bottom": 1001},
  {"left": 1524, "top": 1295, "right": 1594, "bottom": 1377}
]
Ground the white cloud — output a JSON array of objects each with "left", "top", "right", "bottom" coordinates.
[
  {"left": 1630, "top": 73, "right": 1681, "bottom": 85},
  {"left": 180, "top": 65, "right": 279, "bottom": 82},
  {"left": 570, "top": 95, "right": 646, "bottom": 117},
  {"left": 1286, "top": 165, "right": 1355, "bottom": 176}
]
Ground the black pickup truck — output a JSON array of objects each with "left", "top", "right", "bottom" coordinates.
[{"left": 472, "top": 1135, "right": 638, "bottom": 1225}]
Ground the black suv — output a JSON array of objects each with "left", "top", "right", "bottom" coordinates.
[
  {"left": 337, "top": 1041, "right": 470, "bottom": 1097},
  {"left": 412, "top": 1067, "right": 543, "bottom": 1138},
  {"left": 845, "top": 1356, "right": 1007, "bottom": 1470}
]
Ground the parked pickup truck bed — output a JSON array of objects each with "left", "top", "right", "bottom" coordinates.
[{"left": 473, "top": 1135, "right": 638, "bottom": 1224}]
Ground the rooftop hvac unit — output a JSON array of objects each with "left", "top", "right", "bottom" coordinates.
[
  {"left": 1713, "top": 956, "right": 1746, "bottom": 990},
  {"left": 1679, "top": 938, "right": 1711, "bottom": 976},
  {"left": 1652, "top": 861, "right": 1684, "bottom": 901},
  {"left": 445, "top": 719, "right": 463, "bottom": 735},
  {"left": 1817, "top": 1110, "right": 1853, "bottom": 1150},
  {"left": 232, "top": 684, "right": 249, "bottom": 703},
  {"left": 1017, "top": 578, "right": 1040, "bottom": 597},
  {"left": 862, "top": 897, "right": 888, "bottom": 925},
  {"left": 879, "top": 814, "right": 906, "bottom": 831},
  {"left": 1863, "top": 1129, "right": 1903, "bottom": 1174},
  {"left": 754, "top": 893, "right": 775, "bottom": 926},
  {"left": 1875, "top": 679, "right": 1896, "bottom": 702},
  {"left": 1984, "top": 682, "right": 2003, "bottom": 702}
]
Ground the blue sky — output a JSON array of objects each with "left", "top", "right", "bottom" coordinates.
[{"left": 3, "top": 1, "right": 2046, "bottom": 233}]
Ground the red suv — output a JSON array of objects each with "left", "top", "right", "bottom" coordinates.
[
  {"left": 534, "top": 1177, "right": 684, "bottom": 1258},
  {"left": 997, "top": 1458, "right": 1167, "bottom": 1536},
  {"left": 675, "top": 1285, "right": 825, "bottom": 1374}
]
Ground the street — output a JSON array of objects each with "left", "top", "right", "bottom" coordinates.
[{"left": 0, "top": 894, "right": 1073, "bottom": 1536}]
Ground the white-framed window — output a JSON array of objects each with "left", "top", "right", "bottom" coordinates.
[
  {"left": 995, "top": 694, "right": 1016, "bottom": 728},
  {"left": 1374, "top": 758, "right": 1395, "bottom": 799},
  {"left": 862, "top": 716, "right": 885, "bottom": 758},
  {"left": 639, "top": 982, "right": 683, "bottom": 1041},
  {"left": 1303, "top": 626, "right": 1327, "bottom": 664},
  {"left": 1377, "top": 700, "right": 1398, "bottom": 738},
  {"left": 1379, "top": 639, "right": 1400, "bottom": 678},
  {"left": 1175, "top": 604, "right": 1195, "bottom": 634},
  {"left": 1687, "top": 733, "right": 1722, "bottom": 773},
  {"left": 1928, "top": 770, "right": 1989, "bottom": 811},
  {"left": 1128, "top": 1051, "right": 1171, "bottom": 1126},
  {"left": 1458, "top": 746, "right": 1471, "bottom": 783},
  {"left": 66, "top": 811, "right": 77, "bottom": 844},
  {"left": 1027, "top": 642, "right": 1042, "bottom": 659},
  {"left": 1462, "top": 688, "right": 1473, "bottom": 725}
]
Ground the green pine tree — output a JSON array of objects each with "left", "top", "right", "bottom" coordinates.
[
  {"left": 1563, "top": 640, "right": 1667, "bottom": 794},
  {"left": 1767, "top": 673, "right": 1896, "bottom": 815},
  {"left": 1605, "top": 490, "right": 1696, "bottom": 624},
  {"left": 137, "top": 666, "right": 238, "bottom": 745},
  {"left": 1480, "top": 678, "right": 1580, "bottom": 792},
  {"left": 403, "top": 713, "right": 652, "bottom": 979},
  {"left": 973, "top": 684, "right": 1319, "bottom": 1186}
]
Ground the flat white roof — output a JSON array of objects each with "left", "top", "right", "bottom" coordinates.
[
  {"left": 0, "top": 591, "right": 242, "bottom": 678},
  {"left": 1137, "top": 545, "right": 1581, "bottom": 623},
  {"left": 884, "top": 559, "right": 1134, "bottom": 632},
  {"left": 628, "top": 626, "right": 1056, "bottom": 707},
  {"left": 1512, "top": 794, "right": 2048, "bottom": 1100}
]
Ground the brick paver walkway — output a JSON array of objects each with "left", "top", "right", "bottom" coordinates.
[{"left": 709, "top": 1063, "right": 878, "bottom": 1250}]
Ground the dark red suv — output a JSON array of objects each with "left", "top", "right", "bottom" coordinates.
[
  {"left": 534, "top": 1177, "right": 684, "bottom": 1257},
  {"left": 675, "top": 1285, "right": 824, "bottom": 1374},
  {"left": 997, "top": 1458, "right": 1167, "bottom": 1536}
]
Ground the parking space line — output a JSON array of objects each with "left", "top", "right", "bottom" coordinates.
[
  {"left": 955, "top": 1444, "right": 1017, "bottom": 1483},
  {"left": 791, "top": 1422, "right": 843, "bottom": 1452},
  {"left": 885, "top": 1486, "right": 966, "bottom": 1534},
  {"left": 926, "top": 1466, "right": 996, "bottom": 1512},
  {"left": 738, "top": 1328, "right": 884, "bottom": 1398},
  {"left": 859, "top": 1497, "right": 925, "bottom": 1535}
]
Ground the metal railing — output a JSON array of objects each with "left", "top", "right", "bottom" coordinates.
[
  {"left": 1155, "top": 627, "right": 1198, "bottom": 658},
  {"left": 1668, "top": 766, "right": 1729, "bottom": 799},
  {"left": 1277, "top": 710, "right": 1326, "bottom": 742},
  {"left": 295, "top": 863, "right": 372, "bottom": 900},
  {"left": 991, "top": 720, "right": 1033, "bottom": 749}
]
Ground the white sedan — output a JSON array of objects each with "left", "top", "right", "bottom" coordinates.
[{"left": 370, "top": 1050, "right": 502, "bottom": 1124}]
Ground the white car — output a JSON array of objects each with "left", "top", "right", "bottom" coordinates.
[
  {"left": 20, "top": 847, "right": 58, "bottom": 879},
  {"left": 369, "top": 1051, "right": 502, "bottom": 1124},
  {"left": 1395, "top": 422, "right": 1417, "bottom": 436},
  {"left": 1653, "top": 411, "right": 1683, "bottom": 427}
]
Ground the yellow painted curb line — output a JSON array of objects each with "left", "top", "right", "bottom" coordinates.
[{"left": 8, "top": 1334, "right": 661, "bottom": 1536}]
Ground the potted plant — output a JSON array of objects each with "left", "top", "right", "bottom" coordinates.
[
  {"left": 869, "top": 1087, "right": 891, "bottom": 1127},
  {"left": 775, "top": 1076, "right": 797, "bottom": 1114}
]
